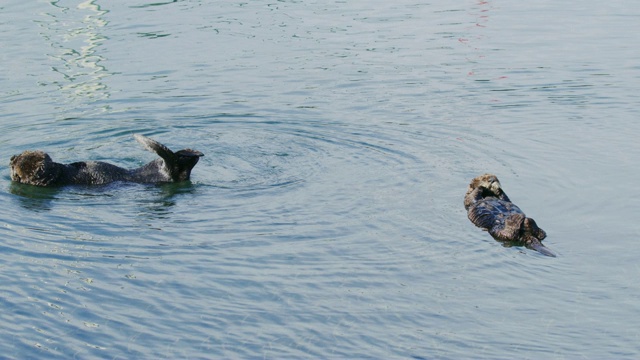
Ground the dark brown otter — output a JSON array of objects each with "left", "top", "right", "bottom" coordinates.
[
  {"left": 10, "top": 134, "right": 203, "bottom": 187},
  {"left": 464, "top": 173, "right": 555, "bottom": 257}
]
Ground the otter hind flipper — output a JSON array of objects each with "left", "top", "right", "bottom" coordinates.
[
  {"left": 134, "top": 134, "right": 177, "bottom": 163},
  {"left": 134, "top": 134, "right": 203, "bottom": 182}
]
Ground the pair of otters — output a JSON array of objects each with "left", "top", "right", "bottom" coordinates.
[{"left": 10, "top": 135, "right": 553, "bottom": 256}]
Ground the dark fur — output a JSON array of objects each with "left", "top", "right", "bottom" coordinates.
[
  {"left": 10, "top": 134, "right": 203, "bottom": 187},
  {"left": 464, "top": 174, "right": 554, "bottom": 257}
]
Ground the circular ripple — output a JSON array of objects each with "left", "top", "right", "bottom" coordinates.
[{"left": 194, "top": 116, "right": 425, "bottom": 191}]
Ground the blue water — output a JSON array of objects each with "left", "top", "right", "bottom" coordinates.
[{"left": 2, "top": 0, "right": 640, "bottom": 358}]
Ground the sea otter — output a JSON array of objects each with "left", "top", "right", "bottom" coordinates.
[
  {"left": 10, "top": 134, "right": 203, "bottom": 187},
  {"left": 464, "top": 173, "right": 555, "bottom": 257}
]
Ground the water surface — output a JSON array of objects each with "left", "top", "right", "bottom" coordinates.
[{"left": 1, "top": 0, "right": 639, "bottom": 358}]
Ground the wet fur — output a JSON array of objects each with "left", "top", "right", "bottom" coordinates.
[
  {"left": 464, "top": 174, "right": 554, "bottom": 257},
  {"left": 10, "top": 134, "right": 203, "bottom": 187}
]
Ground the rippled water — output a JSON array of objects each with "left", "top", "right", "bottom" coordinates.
[{"left": 2, "top": 0, "right": 640, "bottom": 358}]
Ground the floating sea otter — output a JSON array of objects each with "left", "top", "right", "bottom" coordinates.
[
  {"left": 464, "top": 173, "right": 555, "bottom": 257},
  {"left": 10, "top": 134, "right": 203, "bottom": 187}
]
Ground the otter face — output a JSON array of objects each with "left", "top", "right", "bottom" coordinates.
[
  {"left": 10, "top": 151, "right": 60, "bottom": 186},
  {"left": 468, "top": 173, "right": 502, "bottom": 196}
]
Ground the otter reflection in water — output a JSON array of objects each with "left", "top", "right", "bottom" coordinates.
[
  {"left": 10, "top": 134, "right": 203, "bottom": 187},
  {"left": 464, "top": 174, "right": 555, "bottom": 257}
]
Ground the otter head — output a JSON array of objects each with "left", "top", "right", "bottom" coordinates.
[
  {"left": 172, "top": 148, "right": 204, "bottom": 181},
  {"left": 468, "top": 173, "right": 503, "bottom": 196},
  {"left": 10, "top": 151, "right": 62, "bottom": 186}
]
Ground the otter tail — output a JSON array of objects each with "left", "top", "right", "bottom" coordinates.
[{"left": 528, "top": 238, "right": 556, "bottom": 257}]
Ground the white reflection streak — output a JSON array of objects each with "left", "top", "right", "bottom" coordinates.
[{"left": 42, "top": 0, "right": 110, "bottom": 103}]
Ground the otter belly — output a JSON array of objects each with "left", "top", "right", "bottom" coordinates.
[
  {"left": 65, "top": 161, "right": 130, "bottom": 185},
  {"left": 467, "top": 196, "right": 523, "bottom": 232}
]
